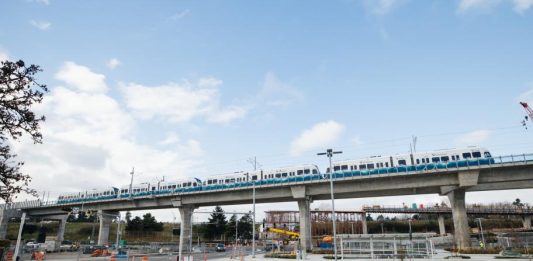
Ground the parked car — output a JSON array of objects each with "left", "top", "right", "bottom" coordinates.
[
  {"left": 215, "top": 244, "right": 225, "bottom": 252},
  {"left": 60, "top": 240, "right": 74, "bottom": 252}
]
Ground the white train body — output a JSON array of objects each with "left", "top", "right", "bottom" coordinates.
[{"left": 330, "top": 147, "right": 492, "bottom": 172}]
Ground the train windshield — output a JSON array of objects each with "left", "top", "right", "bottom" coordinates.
[{"left": 484, "top": 152, "right": 492, "bottom": 158}]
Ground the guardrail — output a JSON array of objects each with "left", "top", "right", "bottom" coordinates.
[
  {"left": 362, "top": 206, "right": 533, "bottom": 214},
  {"left": 2, "top": 152, "right": 533, "bottom": 211}
]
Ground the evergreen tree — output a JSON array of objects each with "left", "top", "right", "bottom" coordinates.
[
  {"left": 225, "top": 214, "right": 238, "bottom": 241},
  {"left": 237, "top": 213, "right": 253, "bottom": 240},
  {"left": 205, "top": 206, "right": 227, "bottom": 240}
]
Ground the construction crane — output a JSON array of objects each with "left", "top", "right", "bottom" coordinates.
[
  {"left": 520, "top": 102, "right": 533, "bottom": 129},
  {"left": 265, "top": 227, "right": 300, "bottom": 239}
]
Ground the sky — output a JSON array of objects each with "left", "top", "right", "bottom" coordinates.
[{"left": 1, "top": 0, "right": 533, "bottom": 222}]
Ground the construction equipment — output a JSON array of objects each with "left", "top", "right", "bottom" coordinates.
[
  {"left": 520, "top": 102, "right": 533, "bottom": 129},
  {"left": 265, "top": 227, "right": 300, "bottom": 239}
]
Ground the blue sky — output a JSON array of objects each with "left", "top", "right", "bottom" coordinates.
[{"left": 1, "top": 0, "right": 533, "bottom": 221}]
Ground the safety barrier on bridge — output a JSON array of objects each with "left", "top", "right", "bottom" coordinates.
[
  {"left": 363, "top": 206, "right": 533, "bottom": 215},
  {"left": 3, "top": 152, "right": 533, "bottom": 211}
]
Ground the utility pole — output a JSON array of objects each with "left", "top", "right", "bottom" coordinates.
[
  {"left": 317, "top": 148, "right": 342, "bottom": 261},
  {"left": 247, "top": 156, "right": 261, "bottom": 258},
  {"left": 129, "top": 168, "right": 135, "bottom": 199}
]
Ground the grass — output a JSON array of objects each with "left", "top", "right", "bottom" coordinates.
[{"left": 6, "top": 222, "right": 180, "bottom": 243}]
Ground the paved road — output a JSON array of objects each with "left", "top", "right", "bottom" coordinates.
[{"left": 37, "top": 247, "right": 261, "bottom": 261}]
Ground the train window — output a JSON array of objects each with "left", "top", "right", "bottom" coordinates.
[
  {"left": 282, "top": 173, "right": 288, "bottom": 177},
  {"left": 275, "top": 173, "right": 281, "bottom": 178},
  {"left": 304, "top": 169, "right": 310, "bottom": 174},
  {"left": 367, "top": 164, "right": 375, "bottom": 169},
  {"left": 472, "top": 152, "right": 482, "bottom": 158},
  {"left": 441, "top": 156, "right": 450, "bottom": 162},
  {"left": 398, "top": 160, "right": 407, "bottom": 165},
  {"left": 416, "top": 159, "right": 420, "bottom": 164},
  {"left": 426, "top": 158, "right": 429, "bottom": 163},
  {"left": 484, "top": 152, "right": 492, "bottom": 158},
  {"left": 312, "top": 169, "right": 318, "bottom": 174},
  {"left": 207, "top": 180, "right": 212, "bottom": 185},
  {"left": 291, "top": 172, "right": 295, "bottom": 176},
  {"left": 297, "top": 170, "right": 303, "bottom": 175},
  {"left": 341, "top": 165, "right": 348, "bottom": 170},
  {"left": 385, "top": 162, "right": 389, "bottom": 167},
  {"left": 333, "top": 166, "right": 340, "bottom": 171},
  {"left": 451, "top": 155, "right": 455, "bottom": 160},
  {"left": 359, "top": 164, "right": 366, "bottom": 170},
  {"left": 462, "top": 153, "right": 472, "bottom": 159},
  {"left": 230, "top": 179, "right": 235, "bottom": 183},
  {"left": 432, "top": 157, "right": 440, "bottom": 163},
  {"left": 193, "top": 183, "right": 197, "bottom": 187},
  {"left": 172, "top": 185, "right": 176, "bottom": 189},
  {"left": 252, "top": 175, "right": 258, "bottom": 180},
  {"left": 213, "top": 179, "right": 217, "bottom": 184},
  {"left": 152, "top": 187, "right": 156, "bottom": 191}
]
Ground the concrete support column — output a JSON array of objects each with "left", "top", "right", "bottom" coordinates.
[
  {"left": 0, "top": 210, "right": 9, "bottom": 240},
  {"left": 97, "top": 210, "right": 116, "bottom": 245},
  {"left": 297, "top": 197, "right": 312, "bottom": 252},
  {"left": 438, "top": 214, "right": 446, "bottom": 236},
  {"left": 448, "top": 188, "right": 470, "bottom": 249},
  {"left": 57, "top": 215, "right": 68, "bottom": 242},
  {"left": 178, "top": 205, "right": 195, "bottom": 261},
  {"left": 361, "top": 213, "right": 368, "bottom": 234},
  {"left": 523, "top": 216, "right": 532, "bottom": 229}
]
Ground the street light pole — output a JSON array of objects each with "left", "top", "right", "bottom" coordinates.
[
  {"left": 476, "top": 218, "right": 485, "bottom": 248},
  {"left": 318, "top": 148, "right": 342, "bottom": 261}
]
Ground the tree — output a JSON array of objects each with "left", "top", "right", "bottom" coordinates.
[
  {"left": 513, "top": 198, "right": 524, "bottom": 208},
  {"left": 237, "top": 213, "right": 253, "bottom": 240},
  {"left": 0, "top": 59, "right": 48, "bottom": 202},
  {"left": 125, "top": 213, "right": 163, "bottom": 232},
  {"left": 225, "top": 214, "right": 238, "bottom": 241},
  {"left": 205, "top": 206, "right": 227, "bottom": 240}
]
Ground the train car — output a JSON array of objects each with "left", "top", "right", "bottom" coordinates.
[
  {"left": 85, "top": 188, "right": 119, "bottom": 201},
  {"left": 259, "top": 164, "right": 321, "bottom": 184},
  {"left": 203, "top": 172, "right": 248, "bottom": 190},
  {"left": 57, "top": 192, "right": 84, "bottom": 204},
  {"left": 176, "top": 177, "right": 203, "bottom": 193},
  {"left": 119, "top": 183, "right": 151, "bottom": 198},
  {"left": 330, "top": 147, "right": 493, "bottom": 174}
]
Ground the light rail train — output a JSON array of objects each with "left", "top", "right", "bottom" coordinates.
[{"left": 57, "top": 147, "right": 493, "bottom": 204}]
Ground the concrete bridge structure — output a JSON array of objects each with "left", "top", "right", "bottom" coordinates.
[
  {"left": 2, "top": 154, "right": 533, "bottom": 255},
  {"left": 363, "top": 205, "right": 533, "bottom": 236}
]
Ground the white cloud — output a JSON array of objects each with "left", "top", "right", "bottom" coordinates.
[
  {"left": 29, "top": 20, "right": 51, "bottom": 30},
  {"left": 121, "top": 78, "right": 247, "bottom": 124},
  {"left": 258, "top": 72, "right": 304, "bottom": 107},
  {"left": 363, "top": 0, "right": 406, "bottom": 16},
  {"left": 0, "top": 48, "right": 9, "bottom": 61},
  {"left": 289, "top": 121, "right": 345, "bottom": 156},
  {"left": 55, "top": 61, "right": 108, "bottom": 93},
  {"left": 170, "top": 9, "right": 191, "bottom": 20},
  {"left": 513, "top": 0, "right": 533, "bottom": 13},
  {"left": 455, "top": 130, "right": 491, "bottom": 145},
  {"left": 36, "top": 0, "right": 50, "bottom": 5},
  {"left": 106, "top": 58, "right": 121, "bottom": 69},
  {"left": 457, "top": 0, "right": 501, "bottom": 13},
  {"left": 12, "top": 62, "right": 206, "bottom": 204}
]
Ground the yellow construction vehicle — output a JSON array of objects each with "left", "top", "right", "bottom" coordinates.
[{"left": 265, "top": 227, "right": 300, "bottom": 240}]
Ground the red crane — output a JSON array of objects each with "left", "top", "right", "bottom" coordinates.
[{"left": 520, "top": 102, "right": 533, "bottom": 122}]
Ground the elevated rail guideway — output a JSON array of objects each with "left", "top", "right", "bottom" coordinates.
[{"left": 2, "top": 153, "right": 533, "bottom": 252}]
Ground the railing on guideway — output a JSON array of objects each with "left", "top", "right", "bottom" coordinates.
[{"left": 2, "top": 152, "right": 533, "bottom": 211}]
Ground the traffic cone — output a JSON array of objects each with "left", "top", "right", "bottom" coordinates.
[{"left": 142, "top": 255, "right": 149, "bottom": 261}]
